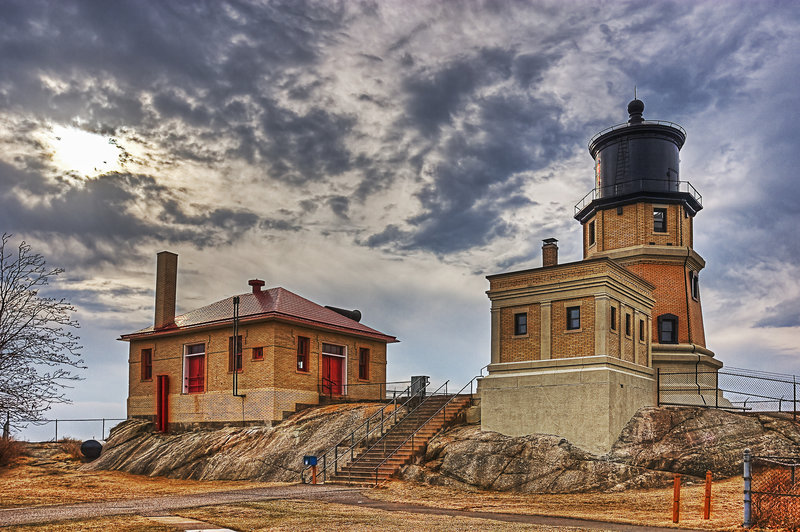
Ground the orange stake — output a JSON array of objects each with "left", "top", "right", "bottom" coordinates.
[
  {"left": 703, "top": 470, "right": 712, "bottom": 519},
  {"left": 673, "top": 474, "right": 681, "bottom": 523}
]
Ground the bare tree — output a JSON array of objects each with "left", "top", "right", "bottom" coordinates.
[{"left": 0, "top": 233, "right": 84, "bottom": 425}]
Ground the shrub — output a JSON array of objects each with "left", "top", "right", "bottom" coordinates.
[
  {"left": 58, "top": 437, "right": 83, "bottom": 460},
  {"left": 0, "top": 437, "right": 26, "bottom": 467}
]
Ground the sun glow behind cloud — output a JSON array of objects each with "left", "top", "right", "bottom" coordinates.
[{"left": 40, "top": 125, "right": 124, "bottom": 178}]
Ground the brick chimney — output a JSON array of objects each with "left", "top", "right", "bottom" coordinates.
[
  {"left": 542, "top": 238, "right": 558, "bottom": 267},
  {"left": 248, "top": 279, "right": 265, "bottom": 294},
  {"left": 154, "top": 251, "right": 178, "bottom": 329}
]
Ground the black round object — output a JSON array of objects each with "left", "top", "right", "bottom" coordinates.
[
  {"left": 627, "top": 98, "right": 645, "bottom": 115},
  {"left": 80, "top": 439, "right": 102, "bottom": 461}
]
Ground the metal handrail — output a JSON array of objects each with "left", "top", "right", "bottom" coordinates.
[
  {"left": 342, "top": 380, "right": 451, "bottom": 484},
  {"left": 588, "top": 119, "right": 686, "bottom": 146},
  {"left": 301, "top": 379, "right": 427, "bottom": 483},
  {"left": 368, "top": 375, "right": 480, "bottom": 485},
  {"left": 574, "top": 179, "right": 702, "bottom": 215}
]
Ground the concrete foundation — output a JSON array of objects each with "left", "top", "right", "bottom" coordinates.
[
  {"left": 480, "top": 355, "right": 655, "bottom": 455},
  {"left": 652, "top": 344, "right": 731, "bottom": 408}
]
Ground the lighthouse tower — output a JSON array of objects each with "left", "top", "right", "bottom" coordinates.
[
  {"left": 480, "top": 98, "right": 724, "bottom": 454},
  {"left": 574, "top": 98, "right": 718, "bottom": 376}
]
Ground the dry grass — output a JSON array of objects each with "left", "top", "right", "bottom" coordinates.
[
  {"left": 0, "top": 437, "right": 27, "bottom": 467},
  {"left": 9, "top": 515, "right": 174, "bottom": 531},
  {"left": 0, "top": 442, "right": 283, "bottom": 508},
  {"left": 367, "top": 477, "right": 744, "bottom": 531},
  {"left": 57, "top": 437, "right": 83, "bottom": 460},
  {"left": 178, "top": 499, "right": 583, "bottom": 531}
]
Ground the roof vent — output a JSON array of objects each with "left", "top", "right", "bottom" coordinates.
[
  {"left": 248, "top": 279, "right": 266, "bottom": 294},
  {"left": 325, "top": 305, "right": 362, "bottom": 322}
]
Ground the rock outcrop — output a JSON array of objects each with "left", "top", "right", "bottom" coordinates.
[
  {"left": 398, "top": 407, "right": 800, "bottom": 492},
  {"left": 85, "top": 403, "right": 391, "bottom": 481},
  {"left": 88, "top": 405, "right": 800, "bottom": 492}
]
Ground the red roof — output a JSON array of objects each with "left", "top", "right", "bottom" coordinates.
[{"left": 121, "top": 287, "right": 397, "bottom": 343}]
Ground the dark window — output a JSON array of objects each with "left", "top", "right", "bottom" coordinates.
[
  {"left": 658, "top": 314, "right": 679, "bottom": 344},
  {"left": 610, "top": 306, "right": 617, "bottom": 331},
  {"left": 653, "top": 208, "right": 667, "bottom": 233},
  {"left": 514, "top": 312, "right": 527, "bottom": 335},
  {"left": 141, "top": 348, "right": 153, "bottom": 381},
  {"left": 625, "top": 313, "right": 631, "bottom": 336},
  {"left": 566, "top": 306, "right": 580, "bottom": 330},
  {"left": 297, "top": 336, "right": 310, "bottom": 372},
  {"left": 322, "top": 343, "right": 345, "bottom": 356},
  {"left": 229, "top": 335, "right": 243, "bottom": 372},
  {"left": 690, "top": 271, "right": 700, "bottom": 300},
  {"left": 252, "top": 346, "right": 264, "bottom": 360},
  {"left": 358, "top": 348, "right": 370, "bottom": 380},
  {"left": 639, "top": 319, "right": 645, "bottom": 342},
  {"left": 588, "top": 221, "right": 596, "bottom": 246}
]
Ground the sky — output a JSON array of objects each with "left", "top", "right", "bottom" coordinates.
[{"left": 2, "top": 0, "right": 800, "bottom": 439}]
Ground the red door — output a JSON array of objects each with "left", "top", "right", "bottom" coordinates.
[
  {"left": 187, "top": 355, "right": 205, "bottom": 393},
  {"left": 156, "top": 375, "right": 169, "bottom": 432},
  {"left": 322, "top": 355, "right": 343, "bottom": 395}
]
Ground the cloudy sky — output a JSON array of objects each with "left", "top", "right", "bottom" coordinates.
[{"left": 3, "top": 0, "right": 800, "bottom": 437}]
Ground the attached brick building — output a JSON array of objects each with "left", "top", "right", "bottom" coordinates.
[
  {"left": 481, "top": 99, "right": 722, "bottom": 453},
  {"left": 122, "top": 252, "right": 397, "bottom": 431}
]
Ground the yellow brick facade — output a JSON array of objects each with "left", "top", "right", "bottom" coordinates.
[
  {"left": 127, "top": 319, "right": 388, "bottom": 428},
  {"left": 487, "top": 258, "right": 654, "bottom": 366}
]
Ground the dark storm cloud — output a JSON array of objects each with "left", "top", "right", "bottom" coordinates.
[
  {"left": 367, "top": 83, "right": 580, "bottom": 254},
  {"left": 0, "top": 162, "right": 295, "bottom": 263},
  {"left": 402, "top": 47, "right": 516, "bottom": 137}
]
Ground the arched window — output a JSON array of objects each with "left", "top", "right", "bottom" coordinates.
[{"left": 657, "top": 314, "right": 678, "bottom": 344}]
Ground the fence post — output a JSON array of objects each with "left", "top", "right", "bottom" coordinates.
[
  {"left": 54, "top": 419, "right": 58, "bottom": 442},
  {"left": 794, "top": 376, "right": 797, "bottom": 423},
  {"left": 673, "top": 474, "right": 681, "bottom": 523},
  {"left": 743, "top": 448, "right": 752, "bottom": 528},
  {"left": 703, "top": 470, "right": 712, "bottom": 519},
  {"left": 102, "top": 418, "right": 106, "bottom": 440},
  {"left": 2, "top": 413, "right": 8, "bottom": 440},
  {"left": 656, "top": 368, "right": 660, "bottom": 406},
  {"left": 715, "top": 370, "right": 719, "bottom": 408}
]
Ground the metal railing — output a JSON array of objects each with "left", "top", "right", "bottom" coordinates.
[
  {"left": 364, "top": 375, "right": 481, "bottom": 484},
  {"left": 588, "top": 119, "right": 686, "bottom": 146},
  {"left": 574, "top": 179, "right": 702, "bottom": 216},
  {"left": 317, "top": 379, "right": 412, "bottom": 400},
  {"left": 301, "top": 379, "right": 429, "bottom": 483},
  {"left": 657, "top": 366, "right": 800, "bottom": 420}
]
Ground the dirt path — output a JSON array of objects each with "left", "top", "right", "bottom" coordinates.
[{"left": 0, "top": 484, "right": 705, "bottom": 531}]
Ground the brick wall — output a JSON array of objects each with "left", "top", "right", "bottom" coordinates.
[
  {"left": 551, "top": 297, "right": 595, "bottom": 358},
  {"left": 127, "top": 319, "right": 389, "bottom": 425},
  {"left": 624, "top": 263, "right": 705, "bottom": 347},
  {"left": 499, "top": 304, "right": 541, "bottom": 363},
  {"left": 585, "top": 202, "right": 694, "bottom": 258}
]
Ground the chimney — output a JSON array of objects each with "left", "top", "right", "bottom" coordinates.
[
  {"left": 542, "top": 238, "right": 559, "bottom": 267},
  {"left": 248, "top": 279, "right": 265, "bottom": 294},
  {"left": 154, "top": 251, "right": 178, "bottom": 329}
]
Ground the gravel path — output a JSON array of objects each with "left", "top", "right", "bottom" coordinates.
[{"left": 0, "top": 483, "right": 705, "bottom": 531}]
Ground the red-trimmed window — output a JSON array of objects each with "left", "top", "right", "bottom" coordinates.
[
  {"left": 252, "top": 346, "right": 264, "bottom": 360},
  {"left": 141, "top": 348, "right": 153, "bottom": 381},
  {"left": 297, "top": 336, "right": 310, "bottom": 372},
  {"left": 184, "top": 343, "right": 205, "bottom": 394},
  {"left": 229, "top": 335, "right": 243, "bottom": 372},
  {"left": 358, "top": 348, "right": 370, "bottom": 380}
]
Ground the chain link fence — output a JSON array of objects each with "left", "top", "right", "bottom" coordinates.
[
  {"left": 745, "top": 451, "right": 800, "bottom": 528},
  {"left": 658, "top": 366, "right": 800, "bottom": 418}
]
